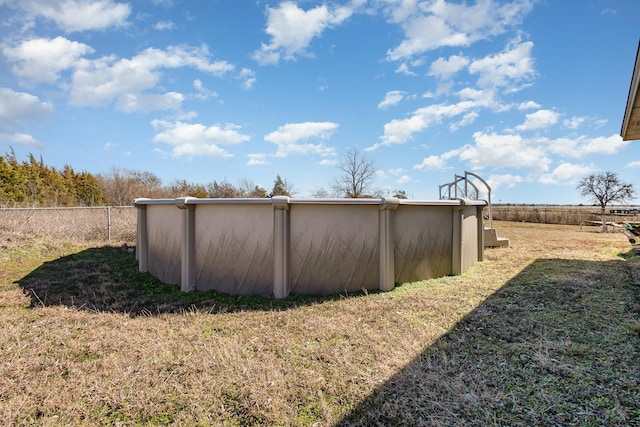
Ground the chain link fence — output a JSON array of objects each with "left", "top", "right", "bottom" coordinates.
[
  {"left": 491, "top": 205, "right": 640, "bottom": 225},
  {"left": 0, "top": 206, "right": 137, "bottom": 244}
]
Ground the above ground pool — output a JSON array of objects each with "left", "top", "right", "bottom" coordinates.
[{"left": 134, "top": 196, "right": 486, "bottom": 298}]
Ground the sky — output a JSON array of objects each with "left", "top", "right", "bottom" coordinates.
[{"left": 0, "top": 0, "right": 639, "bottom": 204}]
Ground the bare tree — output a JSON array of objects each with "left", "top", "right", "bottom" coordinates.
[
  {"left": 130, "top": 170, "right": 166, "bottom": 198},
  {"left": 239, "top": 178, "right": 268, "bottom": 198},
  {"left": 206, "top": 180, "right": 242, "bottom": 198},
  {"left": 577, "top": 171, "right": 636, "bottom": 230},
  {"left": 392, "top": 189, "right": 408, "bottom": 199},
  {"left": 310, "top": 187, "right": 330, "bottom": 198},
  {"left": 97, "top": 167, "right": 140, "bottom": 206},
  {"left": 97, "top": 167, "right": 168, "bottom": 204},
  {"left": 332, "top": 147, "right": 379, "bottom": 198},
  {"left": 167, "top": 179, "right": 208, "bottom": 198}
]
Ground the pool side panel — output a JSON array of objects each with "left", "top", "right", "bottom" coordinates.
[
  {"left": 146, "top": 204, "right": 182, "bottom": 286},
  {"left": 461, "top": 204, "right": 481, "bottom": 273},
  {"left": 194, "top": 203, "right": 274, "bottom": 295},
  {"left": 289, "top": 203, "right": 380, "bottom": 295},
  {"left": 393, "top": 205, "right": 453, "bottom": 284}
]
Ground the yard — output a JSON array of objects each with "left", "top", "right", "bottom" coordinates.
[{"left": 1, "top": 221, "right": 639, "bottom": 426}]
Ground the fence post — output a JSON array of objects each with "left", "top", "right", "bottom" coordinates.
[{"left": 107, "top": 206, "right": 111, "bottom": 242}]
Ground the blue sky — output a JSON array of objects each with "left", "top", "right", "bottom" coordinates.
[{"left": 0, "top": 0, "right": 638, "bottom": 204}]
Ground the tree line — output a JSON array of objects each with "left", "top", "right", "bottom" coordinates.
[
  {"left": 0, "top": 148, "right": 409, "bottom": 207},
  {"left": 0, "top": 150, "right": 312, "bottom": 207},
  {"left": 4, "top": 148, "right": 634, "bottom": 210},
  {"left": 0, "top": 150, "right": 106, "bottom": 207}
]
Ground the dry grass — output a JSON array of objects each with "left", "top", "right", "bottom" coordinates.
[
  {"left": 1, "top": 222, "right": 639, "bottom": 426},
  {"left": 0, "top": 207, "right": 136, "bottom": 244},
  {"left": 491, "top": 205, "right": 640, "bottom": 225}
]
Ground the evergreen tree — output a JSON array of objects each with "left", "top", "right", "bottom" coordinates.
[
  {"left": 269, "top": 174, "right": 292, "bottom": 197},
  {"left": 0, "top": 150, "right": 107, "bottom": 207},
  {"left": 75, "top": 172, "right": 107, "bottom": 206}
]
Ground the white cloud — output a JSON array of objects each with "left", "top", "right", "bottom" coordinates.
[
  {"left": 70, "top": 55, "right": 158, "bottom": 108},
  {"left": 387, "top": 14, "right": 467, "bottom": 61},
  {"left": 151, "top": 119, "right": 250, "bottom": 158},
  {"left": 385, "top": 0, "right": 533, "bottom": 61},
  {"left": 373, "top": 99, "right": 479, "bottom": 148},
  {"left": 116, "top": 92, "right": 184, "bottom": 113},
  {"left": 562, "top": 116, "right": 587, "bottom": 129},
  {"left": 19, "top": 0, "right": 131, "bottom": 32},
  {"left": 414, "top": 155, "right": 447, "bottom": 171},
  {"left": 579, "top": 134, "right": 629, "bottom": 156},
  {"left": 395, "top": 62, "right": 417, "bottom": 76},
  {"left": 253, "top": 1, "right": 353, "bottom": 65},
  {"left": 468, "top": 39, "right": 536, "bottom": 88},
  {"left": 3, "top": 37, "right": 239, "bottom": 113},
  {"left": 547, "top": 134, "right": 630, "bottom": 158},
  {"left": 265, "top": 121, "right": 338, "bottom": 157},
  {"left": 154, "top": 20, "right": 175, "bottom": 30},
  {"left": 517, "top": 100, "right": 541, "bottom": 110},
  {"left": 450, "top": 111, "right": 479, "bottom": 131},
  {"left": 374, "top": 84, "right": 510, "bottom": 150},
  {"left": 0, "top": 87, "right": 53, "bottom": 128},
  {"left": 125, "top": 45, "right": 233, "bottom": 75},
  {"left": 627, "top": 161, "right": 640, "bottom": 168},
  {"left": 457, "top": 131, "right": 551, "bottom": 173},
  {"left": 539, "top": 162, "right": 593, "bottom": 185},
  {"left": 265, "top": 121, "right": 338, "bottom": 144},
  {"left": 0, "top": 132, "right": 43, "bottom": 148},
  {"left": 237, "top": 68, "right": 257, "bottom": 90},
  {"left": 0, "top": 87, "right": 52, "bottom": 147},
  {"left": 593, "top": 118, "right": 608, "bottom": 128},
  {"left": 542, "top": 136, "right": 579, "bottom": 158},
  {"left": 69, "top": 45, "right": 234, "bottom": 111},
  {"left": 397, "top": 174, "right": 412, "bottom": 184},
  {"left": 373, "top": 40, "right": 537, "bottom": 150},
  {"left": 3, "top": 37, "right": 94, "bottom": 84},
  {"left": 319, "top": 158, "right": 338, "bottom": 166},
  {"left": 378, "top": 91, "right": 405, "bottom": 109},
  {"left": 193, "top": 79, "right": 218, "bottom": 100},
  {"left": 486, "top": 173, "right": 523, "bottom": 191},
  {"left": 429, "top": 54, "right": 470, "bottom": 79},
  {"left": 441, "top": 132, "right": 627, "bottom": 182},
  {"left": 516, "top": 109, "right": 559, "bottom": 131},
  {"left": 457, "top": 87, "right": 495, "bottom": 103},
  {"left": 247, "top": 153, "right": 268, "bottom": 166}
]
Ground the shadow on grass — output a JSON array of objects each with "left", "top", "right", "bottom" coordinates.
[
  {"left": 16, "top": 246, "right": 364, "bottom": 316},
  {"left": 339, "top": 255, "right": 640, "bottom": 426}
]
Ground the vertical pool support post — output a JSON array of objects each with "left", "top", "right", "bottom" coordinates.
[
  {"left": 134, "top": 198, "right": 149, "bottom": 273},
  {"left": 379, "top": 197, "right": 400, "bottom": 292},
  {"left": 272, "top": 196, "right": 290, "bottom": 299},
  {"left": 477, "top": 205, "right": 485, "bottom": 262},
  {"left": 451, "top": 198, "right": 466, "bottom": 276},
  {"left": 177, "top": 197, "right": 196, "bottom": 292}
]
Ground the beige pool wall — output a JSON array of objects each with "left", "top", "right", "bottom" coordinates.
[{"left": 135, "top": 197, "right": 486, "bottom": 298}]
